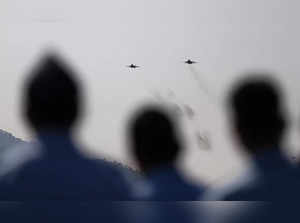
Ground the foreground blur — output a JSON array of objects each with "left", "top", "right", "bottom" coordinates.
[{"left": 0, "top": 53, "right": 299, "bottom": 222}]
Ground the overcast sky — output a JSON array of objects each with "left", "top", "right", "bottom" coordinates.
[{"left": 1, "top": 0, "right": 300, "bottom": 184}]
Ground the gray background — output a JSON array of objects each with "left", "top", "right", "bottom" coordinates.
[{"left": 1, "top": 0, "right": 300, "bottom": 185}]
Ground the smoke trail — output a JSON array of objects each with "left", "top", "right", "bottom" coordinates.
[
  {"left": 187, "top": 65, "right": 223, "bottom": 107},
  {"left": 195, "top": 131, "right": 211, "bottom": 150},
  {"left": 149, "top": 89, "right": 212, "bottom": 150}
]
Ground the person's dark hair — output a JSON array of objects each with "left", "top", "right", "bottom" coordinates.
[
  {"left": 228, "top": 75, "right": 285, "bottom": 154},
  {"left": 128, "top": 105, "right": 182, "bottom": 172},
  {"left": 23, "top": 54, "right": 81, "bottom": 130}
]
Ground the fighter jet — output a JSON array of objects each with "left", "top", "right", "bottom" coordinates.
[
  {"left": 184, "top": 59, "right": 197, "bottom": 64},
  {"left": 127, "top": 64, "right": 140, "bottom": 68}
]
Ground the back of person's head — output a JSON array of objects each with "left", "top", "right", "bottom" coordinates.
[
  {"left": 23, "top": 53, "right": 81, "bottom": 131},
  {"left": 228, "top": 74, "right": 286, "bottom": 154},
  {"left": 128, "top": 105, "right": 182, "bottom": 172}
]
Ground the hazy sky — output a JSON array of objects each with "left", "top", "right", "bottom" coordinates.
[{"left": 1, "top": 0, "right": 300, "bottom": 184}]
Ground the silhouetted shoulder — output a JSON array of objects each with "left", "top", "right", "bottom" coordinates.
[
  {"left": 133, "top": 167, "right": 205, "bottom": 201},
  {"left": 0, "top": 143, "right": 41, "bottom": 179},
  {"left": 222, "top": 164, "right": 300, "bottom": 201},
  {"left": 0, "top": 151, "right": 131, "bottom": 201}
]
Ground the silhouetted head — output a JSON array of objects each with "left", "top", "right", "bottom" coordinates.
[
  {"left": 23, "top": 54, "right": 81, "bottom": 131},
  {"left": 128, "top": 105, "right": 182, "bottom": 173},
  {"left": 228, "top": 75, "right": 286, "bottom": 154}
]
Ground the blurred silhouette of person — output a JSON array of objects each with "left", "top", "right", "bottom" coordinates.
[
  {"left": 0, "top": 53, "right": 130, "bottom": 201},
  {"left": 205, "top": 75, "right": 299, "bottom": 202},
  {"left": 127, "top": 105, "right": 205, "bottom": 201}
]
